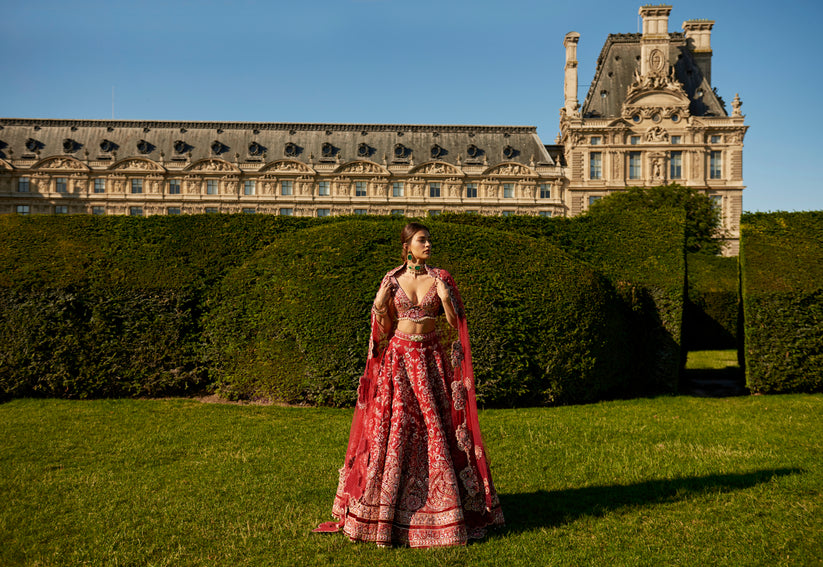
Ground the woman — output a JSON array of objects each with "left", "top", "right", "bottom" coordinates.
[{"left": 315, "top": 222, "right": 504, "bottom": 547}]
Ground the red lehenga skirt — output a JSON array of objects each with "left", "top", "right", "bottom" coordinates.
[{"left": 319, "top": 329, "right": 504, "bottom": 548}]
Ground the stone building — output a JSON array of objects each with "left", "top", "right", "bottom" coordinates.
[
  {"left": 0, "top": 122, "right": 564, "bottom": 219},
  {"left": 560, "top": 5, "right": 747, "bottom": 253},
  {"left": 0, "top": 4, "right": 745, "bottom": 251}
]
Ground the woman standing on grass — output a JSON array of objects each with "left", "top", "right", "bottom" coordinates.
[{"left": 315, "top": 222, "right": 504, "bottom": 547}]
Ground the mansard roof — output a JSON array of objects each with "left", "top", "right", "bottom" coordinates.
[
  {"left": 0, "top": 119, "right": 557, "bottom": 168},
  {"left": 581, "top": 32, "right": 726, "bottom": 119}
]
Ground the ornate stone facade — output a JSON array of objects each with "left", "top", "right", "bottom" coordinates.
[
  {"left": 0, "top": 5, "right": 745, "bottom": 253},
  {"left": 0, "top": 122, "right": 565, "bottom": 219},
  {"left": 560, "top": 5, "right": 747, "bottom": 254}
]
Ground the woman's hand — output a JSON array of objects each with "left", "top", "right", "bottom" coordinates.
[
  {"left": 436, "top": 278, "right": 450, "bottom": 301},
  {"left": 373, "top": 278, "right": 394, "bottom": 311}
]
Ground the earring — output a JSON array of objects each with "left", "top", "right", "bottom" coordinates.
[{"left": 407, "top": 254, "right": 413, "bottom": 261}]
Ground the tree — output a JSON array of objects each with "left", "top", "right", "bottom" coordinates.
[{"left": 587, "top": 184, "right": 723, "bottom": 254}]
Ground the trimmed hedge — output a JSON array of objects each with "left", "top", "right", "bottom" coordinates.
[
  {"left": 204, "top": 220, "right": 636, "bottom": 407},
  {"left": 0, "top": 210, "right": 687, "bottom": 404},
  {"left": 436, "top": 210, "right": 687, "bottom": 392},
  {"left": 740, "top": 212, "right": 823, "bottom": 393},
  {"left": 684, "top": 253, "right": 739, "bottom": 350},
  {"left": 0, "top": 214, "right": 321, "bottom": 398}
]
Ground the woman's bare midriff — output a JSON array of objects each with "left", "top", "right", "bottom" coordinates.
[{"left": 395, "top": 319, "right": 438, "bottom": 335}]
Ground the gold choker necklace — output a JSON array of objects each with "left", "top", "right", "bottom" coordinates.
[{"left": 406, "top": 263, "right": 427, "bottom": 276}]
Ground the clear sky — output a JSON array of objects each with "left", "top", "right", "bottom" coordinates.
[{"left": 1, "top": 0, "right": 821, "bottom": 213}]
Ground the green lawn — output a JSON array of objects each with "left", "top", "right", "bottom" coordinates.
[{"left": 1, "top": 395, "right": 821, "bottom": 566}]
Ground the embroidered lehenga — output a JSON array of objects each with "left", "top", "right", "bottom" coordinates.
[{"left": 315, "top": 265, "right": 504, "bottom": 548}]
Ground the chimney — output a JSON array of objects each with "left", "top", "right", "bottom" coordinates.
[
  {"left": 563, "top": 32, "right": 581, "bottom": 116},
  {"left": 683, "top": 19, "right": 715, "bottom": 84},
  {"left": 639, "top": 5, "right": 673, "bottom": 77}
]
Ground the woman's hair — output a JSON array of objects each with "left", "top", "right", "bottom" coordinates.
[{"left": 400, "top": 222, "right": 430, "bottom": 261}]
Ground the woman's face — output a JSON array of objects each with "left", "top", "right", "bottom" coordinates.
[{"left": 407, "top": 230, "right": 432, "bottom": 262}]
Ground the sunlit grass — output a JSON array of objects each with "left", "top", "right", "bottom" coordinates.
[
  {"left": 686, "top": 350, "right": 739, "bottom": 370},
  {"left": 1, "top": 395, "right": 821, "bottom": 566}
]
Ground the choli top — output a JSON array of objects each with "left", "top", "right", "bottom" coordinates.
[{"left": 393, "top": 278, "right": 442, "bottom": 322}]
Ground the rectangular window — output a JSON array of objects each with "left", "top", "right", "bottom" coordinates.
[
  {"left": 92, "top": 206, "right": 105, "bottom": 216},
  {"left": 589, "top": 152, "right": 602, "bottom": 179},
  {"left": 168, "top": 179, "right": 181, "bottom": 194},
  {"left": 392, "top": 182, "right": 404, "bottom": 197},
  {"left": 670, "top": 151, "right": 682, "bottom": 179},
  {"left": 207, "top": 179, "right": 218, "bottom": 195},
  {"left": 56, "top": 178, "right": 68, "bottom": 193},
  {"left": 131, "top": 179, "right": 143, "bottom": 194},
  {"left": 539, "top": 211, "right": 552, "bottom": 217},
  {"left": 355, "top": 181, "right": 367, "bottom": 197},
  {"left": 710, "top": 195, "right": 722, "bottom": 210},
  {"left": 588, "top": 196, "right": 601, "bottom": 207},
  {"left": 465, "top": 210, "right": 478, "bottom": 215},
  {"left": 466, "top": 183, "right": 477, "bottom": 198},
  {"left": 629, "top": 152, "right": 641, "bottom": 179},
  {"left": 18, "top": 178, "right": 30, "bottom": 193},
  {"left": 501, "top": 211, "right": 514, "bottom": 217},
  {"left": 630, "top": 136, "right": 640, "bottom": 145},
  {"left": 16, "top": 205, "right": 30, "bottom": 215},
  {"left": 503, "top": 183, "right": 514, "bottom": 198},
  {"left": 428, "top": 210, "right": 441, "bottom": 217},
  {"left": 54, "top": 205, "right": 68, "bottom": 214},
  {"left": 244, "top": 180, "right": 255, "bottom": 196},
  {"left": 710, "top": 151, "right": 722, "bottom": 179},
  {"left": 242, "top": 208, "right": 256, "bottom": 214},
  {"left": 354, "top": 209, "right": 367, "bottom": 215},
  {"left": 129, "top": 207, "right": 143, "bottom": 216},
  {"left": 539, "top": 183, "right": 551, "bottom": 199},
  {"left": 429, "top": 183, "right": 441, "bottom": 198},
  {"left": 590, "top": 136, "right": 601, "bottom": 145},
  {"left": 317, "top": 208, "right": 331, "bottom": 217},
  {"left": 279, "top": 208, "right": 293, "bottom": 216},
  {"left": 711, "top": 135, "right": 722, "bottom": 144},
  {"left": 94, "top": 179, "right": 106, "bottom": 193},
  {"left": 167, "top": 207, "right": 181, "bottom": 215},
  {"left": 205, "top": 207, "right": 219, "bottom": 214},
  {"left": 391, "top": 209, "right": 404, "bottom": 216},
  {"left": 318, "top": 181, "right": 330, "bottom": 196},
  {"left": 281, "top": 180, "right": 293, "bottom": 196},
  {"left": 671, "top": 136, "right": 681, "bottom": 145}
]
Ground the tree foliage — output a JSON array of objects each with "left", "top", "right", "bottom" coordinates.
[{"left": 587, "top": 184, "right": 722, "bottom": 254}]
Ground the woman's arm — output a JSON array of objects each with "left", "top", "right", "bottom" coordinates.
[{"left": 436, "top": 278, "right": 459, "bottom": 329}]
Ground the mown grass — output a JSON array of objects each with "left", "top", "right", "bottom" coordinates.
[
  {"left": 686, "top": 350, "right": 740, "bottom": 370},
  {"left": 1, "top": 395, "right": 821, "bottom": 566}
]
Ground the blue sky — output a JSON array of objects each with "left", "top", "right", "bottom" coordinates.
[{"left": 2, "top": 0, "right": 821, "bottom": 212}]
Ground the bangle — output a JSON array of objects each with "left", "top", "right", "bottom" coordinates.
[{"left": 372, "top": 305, "right": 387, "bottom": 315}]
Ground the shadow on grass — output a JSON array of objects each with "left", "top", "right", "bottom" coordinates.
[{"left": 498, "top": 468, "right": 801, "bottom": 534}]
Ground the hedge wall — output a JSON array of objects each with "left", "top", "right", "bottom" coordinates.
[
  {"left": 740, "top": 212, "right": 823, "bottom": 393},
  {"left": 204, "top": 219, "right": 636, "bottom": 407},
  {"left": 436, "top": 209, "right": 687, "bottom": 392},
  {"left": 684, "top": 253, "right": 739, "bottom": 351},
  {"left": 0, "top": 210, "right": 687, "bottom": 404},
  {"left": 0, "top": 214, "right": 320, "bottom": 398}
]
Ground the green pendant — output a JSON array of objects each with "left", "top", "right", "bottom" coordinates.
[
  {"left": 415, "top": 265, "right": 421, "bottom": 271},
  {"left": 407, "top": 254, "right": 413, "bottom": 261}
]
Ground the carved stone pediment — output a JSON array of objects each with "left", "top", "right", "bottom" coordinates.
[
  {"left": 483, "top": 162, "right": 536, "bottom": 177},
  {"left": 33, "top": 156, "right": 89, "bottom": 171},
  {"left": 184, "top": 158, "right": 239, "bottom": 173},
  {"left": 0, "top": 158, "right": 13, "bottom": 171},
  {"left": 109, "top": 158, "right": 164, "bottom": 172},
  {"left": 408, "top": 161, "right": 463, "bottom": 177},
  {"left": 334, "top": 160, "right": 389, "bottom": 176},
  {"left": 259, "top": 159, "right": 315, "bottom": 174},
  {"left": 622, "top": 67, "right": 691, "bottom": 121},
  {"left": 644, "top": 126, "right": 670, "bottom": 143}
]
